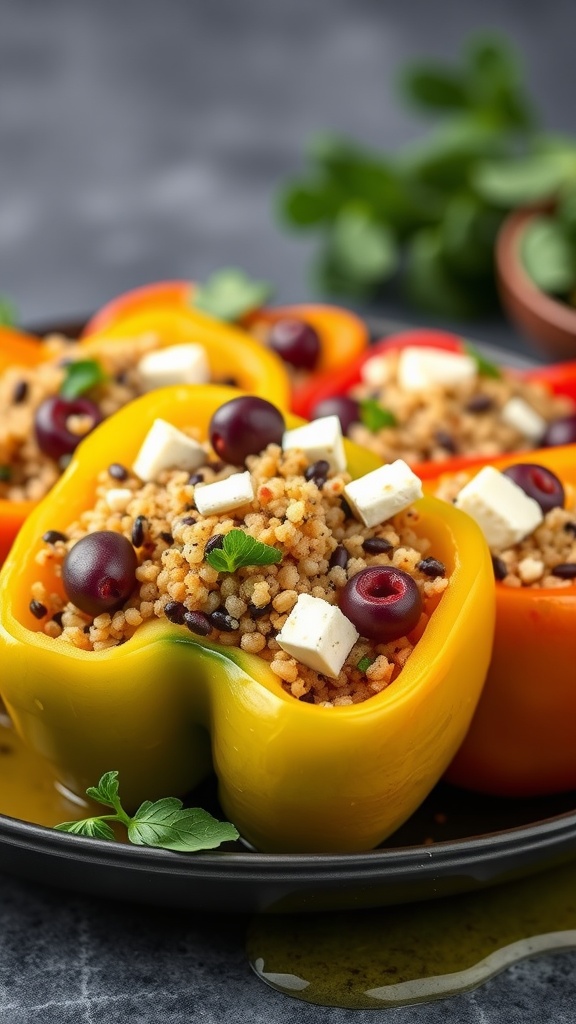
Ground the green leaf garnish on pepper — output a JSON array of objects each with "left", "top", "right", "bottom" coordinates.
[
  {"left": 463, "top": 341, "right": 501, "bottom": 379},
  {"left": 194, "top": 268, "right": 274, "bottom": 322},
  {"left": 357, "top": 656, "right": 375, "bottom": 673},
  {"left": 359, "top": 398, "right": 397, "bottom": 432},
  {"left": 205, "top": 529, "right": 282, "bottom": 573},
  {"left": 60, "top": 359, "right": 108, "bottom": 399},
  {"left": 55, "top": 770, "right": 239, "bottom": 852}
]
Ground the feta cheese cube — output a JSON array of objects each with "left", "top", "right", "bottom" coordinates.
[
  {"left": 454, "top": 466, "right": 543, "bottom": 550},
  {"left": 282, "top": 416, "right": 346, "bottom": 472},
  {"left": 343, "top": 460, "right": 423, "bottom": 528},
  {"left": 194, "top": 471, "right": 254, "bottom": 517},
  {"left": 276, "top": 594, "right": 359, "bottom": 679},
  {"left": 104, "top": 488, "right": 133, "bottom": 513},
  {"left": 397, "top": 346, "right": 477, "bottom": 392},
  {"left": 132, "top": 419, "right": 206, "bottom": 482},
  {"left": 137, "top": 344, "right": 211, "bottom": 390},
  {"left": 360, "top": 354, "right": 390, "bottom": 388},
  {"left": 501, "top": 397, "right": 546, "bottom": 442}
]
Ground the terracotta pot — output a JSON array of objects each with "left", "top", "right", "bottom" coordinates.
[{"left": 496, "top": 207, "right": 576, "bottom": 361}]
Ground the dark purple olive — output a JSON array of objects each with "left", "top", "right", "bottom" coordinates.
[
  {"left": 267, "top": 318, "right": 321, "bottom": 370},
  {"left": 541, "top": 414, "right": 576, "bottom": 448},
  {"left": 339, "top": 566, "right": 423, "bottom": 642},
  {"left": 311, "top": 396, "right": 360, "bottom": 435},
  {"left": 209, "top": 396, "right": 285, "bottom": 464},
  {"left": 62, "top": 531, "right": 138, "bottom": 616},
  {"left": 502, "top": 463, "right": 565, "bottom": 514},
  {"left": 34, "top": 395, "right": 103, "bottom": 462}
]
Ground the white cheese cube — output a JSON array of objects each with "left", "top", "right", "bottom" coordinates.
[
  {"left": 104, "top": 488, "right": 133, "bottom": 513},
  {"left": 397, "top": 346, "right": 477, "bottom": 392},
  {"left": 282, "top": 416, "right": 346, "bottom": 472},
  {"left": 137, "top": 344, "right": 211, "bottom": 390},
  {"left": 132, "top": 419, "right": 206, "bottom": 482},
  {"left": 501, "top": 397, "right": 546, "bottom": 442},
  {"left": 454, "top": 466, "right": 543, "bottom": 550},
  {"left": 276, "top": 594, "right": 359, "bottom": 679},
  {"left": 194, "top": 471, "right": 254, "bottom": 517},
  {"left": 344, "top": 460, "right": 423, "bottom": 529},
  {"left": 360, "top": 354, "right": 390, "bottom": 388}
]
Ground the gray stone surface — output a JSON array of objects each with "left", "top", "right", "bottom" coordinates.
[{"left": 1, "top": 2, "right": 576, "bottom": 1020}]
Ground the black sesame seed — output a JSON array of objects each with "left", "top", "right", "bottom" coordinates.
[
  {"left": 42, "top": 529, "right": 68, "bottom": 544},
  {"left": 329, "top": 544, "right": 349, "bottom": 570},
  {"left": 305, "top": 459, "right": 330, "bottom": 487},
  {"left": 417, "top": 557, "right": 446, "bottom": 578},
  {"left": 12, "top": 380, "right": 28, "bottom": 404},
  {"left": 551, "top": 563, "right": 576, "bottom": 580},
  {"left": 164, "top": 601, "right": 186, "bottom": 625},
  {"left": 189, "top": 472, "right": 204, "bottom": 485},
  {"left": 248, "top": 602, "right": 271, "bottom": 619},
  {"left": 340, "top": 497, "right": 354, "bottom": 520},
  {"left": 183, "top": 610, "right": 212, "bottom": 636},
  {"left": 492, "top": 555, "right": 508, "bottom": 581},
  {"left": 51, "top": 611, "right": 64, "bottom": 628},
  {"left": 434, "top": 429, "right": 457, "bottom": 454},
  {"left": 563, "top": 521, "right": 576, "bottom": 537},
  {"left": 83, "top": 624, "right": 92, "bottom": 634},
  {"left": 363, "top": 537, "right": 393, "bottom": 555},
  {"left": 160, "top": 531, "right": 174, "bottom": 545},
  {"left": 108, "top": 463, "right": 129, "bottom": 481},
  {"left": 205, "top": 534, "right": 225, "bottom": 555},
  {"left": 209, "top": 609, "right": 239, "bottom": 632},
  {"left": 29, "top": 600, "right": 47, "bottom": 619},
  {"left": 465, "top": 394, "right": 494, "bottom": 414},
  {"left": 179, "top": 516, "right": 196, "bottom": 527},
  {"left": 131, "top": 515, "right": 147, "bottom": 548}
]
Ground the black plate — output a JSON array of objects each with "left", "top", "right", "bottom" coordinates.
[{"left": 1, "top": 316, "right": 574, "bottom": 914}]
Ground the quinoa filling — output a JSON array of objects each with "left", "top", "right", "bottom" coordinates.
[{"left": 31, "top": 440, "right": 448, "bottom": 707}]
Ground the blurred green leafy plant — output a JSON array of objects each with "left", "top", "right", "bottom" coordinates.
[{"left": 277, "top": 34, "right": 576, "bottom": 319}]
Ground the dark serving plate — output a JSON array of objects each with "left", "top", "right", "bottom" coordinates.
[{"left": 1, "top": 315, "right": 574, "bottom": 914}]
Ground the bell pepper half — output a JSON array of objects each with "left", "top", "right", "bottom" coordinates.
[
  {"left": 0, "top": 310, "right": 290, "bottom": 564},
  {"left": 0, "top": 385, "right": 494, "bottom": 853},
  {"left": 81, "top": 279, "right": 370, "bottom": 408},
  {"left": 426, "top": 444, "right": 576, "bottom": 798},
  {"left": 293, "top": 328, "right": 576, "bottom": 478}
]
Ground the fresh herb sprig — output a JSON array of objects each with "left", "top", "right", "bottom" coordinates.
[
  {"left": 194, "top": 268, "right": 274, "bottom": 322},
  {"left": 463, "top": 341, "right": 501, "bottom": 379},
  {"left": 60, "top": 359, "right": 107, "bottom": 399},
  {"left": 55, "top": 771, "right": 239, "bottom": 852},
  {"left": 278, "top": 33, "right": 576, "bottom": 319},
  {"left": 358, "top": 398, "right": 397, "bottom": 432},
  {"left": 205, "top": 529, "right": 282, "bottom": 573}
]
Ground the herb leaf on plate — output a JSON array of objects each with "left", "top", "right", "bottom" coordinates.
[
  {"left": 194, "top": 268, "right": 274, "bottom": 322},
  {"left": 205, "top": 529, "right": 282, "bottom": 573}
]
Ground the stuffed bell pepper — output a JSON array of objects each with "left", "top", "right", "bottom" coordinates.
[
  {"left": 0, "top": 311, "right": 290, "bottom": 561},
  {"left": 0, "top": 386, "right": 493, "bottom": 853},
  {"left": 81, "top": 272, "right": 370, "bottom": 407},
  {"left": 428, "top": 444, "right": 576, "bottom": 797},
  {"left": 294, "top": 327, "right": 576, "bottom": 478}
]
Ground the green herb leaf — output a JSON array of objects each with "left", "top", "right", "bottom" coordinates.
[
  {"left": 358, "top": 399, "right": 397, "bottom": 433},
  {"left": 60, "top": 359, "right": 107, "bottom": 399},
  {"left": 278, "top": 181, "right": 344, "bottom": 227},
  {"left": 404, "top": 228, "right": 497, "bottom": 319},
  {"left": 357, "top": 656, "right": 374, "bottom": 673},
  {"left": 473, "top": 154, "right": 571, "bottom": 208},
  {"left": 521, "top": 216, "right": 576, "bottom": 295},
  {"left": 0, "top": 466, "right": 11, "bottom": 482},
  {"left": 205, "top": 529, "right": 282, "bottom": 573},
  {"left": 439, "top": 193, "right": 503, "bottom": 279},
  {"left": 54, "top": 818, "right": 116, "bottom": 840},
  {"left": 128, "top": 798, "right": 239, "bottom": 852},
  {"left": 330, "top": 204, "right": 399, "bottom": 286},
  {"left": 463, "top": 342, "right": 502, "bottom": 379},
  {"left": 0, "top": 295, "right": 18, "bottom": 326},
  {"left": 194, "top": 268, "right": 274, "bottom": 322},
  {"left": 85, "top": 770, "right": 122, "bottom": 811},
  {"left": 399, "top": 65, "right": 469, "bottom": 113}
]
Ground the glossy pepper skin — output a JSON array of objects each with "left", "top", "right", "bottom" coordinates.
[
  {"left": 81, "top": 279, "right": 370, "bottom": 407},
  {"left": 427, "top": 445, "right": 576, "bottom": 798},
  {"left": 293, "top": 328, "right": 576, "bottom": 478},
  {"left": 0, "top": 386, "right": 494, "bottom": 853},
  {"left": 0, "top": 312, "right": 290, "bottom": 563}
]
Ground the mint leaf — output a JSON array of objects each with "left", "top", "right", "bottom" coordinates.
[
  {"left": 0, "top": 295, "right": 17, "bottom": 326},
  {"left": 399, "top": 65, "right": 469, "bottom": 113},
  {"left": 463, "top": 341, "right": 502, "bottom": 379},
  {"left": 357, "top": 656, "right": 375, "bottom": 673},
  {"left": 331, "top": 204, "right": 399, "bottom": 285},
  {"left": 0, "top": 466, "right": 11, "bottom": 482},
  {"left": 85, "top": 770, "right": 122, "bottom": 811},
  {"left": 473, "top": 154, "right": 571, "bottom": 208},
  {"left": 194, "top": 268, "right": 274, "bottom": 322},
  {"left": 60, "top": 359, "right": 107, "bottom": 399},
  {"left": 359, "top": 399, "right": 397, "bottom": 433},
  {"left": 128, "top": 798, "right": 239, "bottom": 852},
  {"left": 54, "top": 818, "right": 116, "bottom": 840},
  {"left": 521, "top": 216, "right": 576, "bottom": 295},
  {"left": 205, "top": 529, "right": 282, "bottom": 573}
]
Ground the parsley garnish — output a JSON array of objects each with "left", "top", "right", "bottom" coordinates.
[
  {"left": 205, "top": 529, "right": 282, "bottom": 573},
  {"left": 357, "top": 656, "right": 375, "bottom": 673},
  {"left": 0, "top": 466, "right": 11, "bottom": 482},
  {"left": 194, "top": 268, "right": 274, "bottom": 322},
  {"left": 60, "top": 359, "right": 108, "bottom": 399},
  {"left": 463, "top": 341, "right": 501, "bottom": 379},
  {"left": 359, "top": 398, "right": 397, "bottom": 432},
  {"left": 55, "top": 771, "right": 239, "bottom": 852}
]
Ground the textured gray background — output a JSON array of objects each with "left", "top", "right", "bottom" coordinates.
[{"left": 1, "top": 1, "right": 576, "bottom": 1020}]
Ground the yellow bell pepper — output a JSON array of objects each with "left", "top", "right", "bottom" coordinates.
[{"left": 0, "top": 386, "right": 494, "bottom": 853}]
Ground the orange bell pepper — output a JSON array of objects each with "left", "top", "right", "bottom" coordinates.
[{"left": 427, "top": 444, "right": 576, "bottom": 797}]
